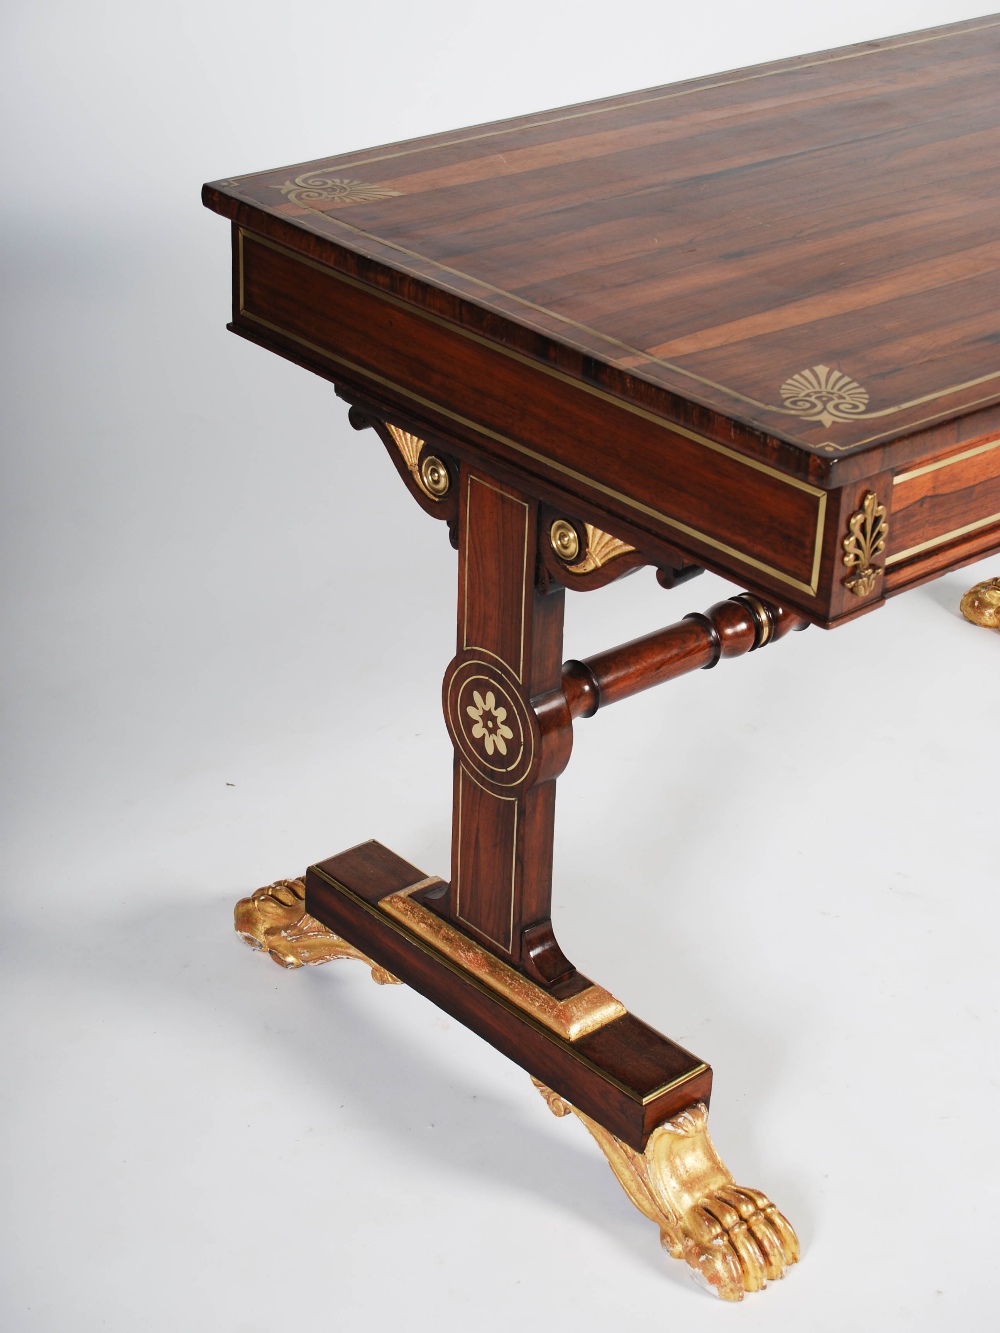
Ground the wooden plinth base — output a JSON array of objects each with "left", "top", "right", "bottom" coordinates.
[
  {"left": 235, "top": 855, "right": 798, "bottom": 1300},
  {"left": 304, "top": 839, "right": 711, "bottom": 1151}
]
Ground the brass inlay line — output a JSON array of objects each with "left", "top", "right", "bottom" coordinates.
[
  {"left": 303, "top": 215, "right": 1000, "bottom": 434},
  {"left": 239, "top": 232, "right": 820, "bottom": 495},
  {"left": 453, "top": 766, "right": 519, "bottom": 954},
  {"left": 379, "top": 883, "right": 626, "bottom": 1040},
  {"left": 222, "top": 25, "right": 1000, "bottom": 444},
  {"left": 238, "top": 231, "right": 827, "bottom": 595},
  {"left": 222, "top": 19, "right": 1000, "bottom": 440},
  {"left": 236, "top": 20, "right": 1000, "bottom": 179},
  {"left": 310, "top": 863, "right": 708, "bottom": 1105},
  {"left": 821, "top": 390, "right": 1000, "bottom": 451},
  {"left": 462, "top": 476, "right": 529, "bottom": 682},
  {"left": 886, "top": 511, "right": 1000, "bottom": 565},
  {"left": 458, "top": 729, "right": 521, "bottom": 954},
  {"left": 893, "top": 434, "right": 1000, "bottom": 484}
]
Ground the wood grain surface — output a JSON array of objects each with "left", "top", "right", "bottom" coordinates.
[
  {"left": 205, "top": 16, "right": 1000, "bottom": 619},
  {"left": 305, "top": 841, "right": 712, "bottom": 1151},
  {"left": 205, "top": 14, "right": 1000, "bottom": 465}
]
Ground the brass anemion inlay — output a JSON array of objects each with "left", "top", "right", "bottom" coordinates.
[
  {"left": 842, "top": 491, "right": 888, "bottom": 597},
  {"left": 960, "top": 576, "right": 1000, "bottom": 631},
  {"left": 531, "top": 1081, "right": 799, "bottom": 1302},
  {"left": 277, "top": 173, "right": 402, "bottom": 208},
  {"left": 385, "top": 423, "right": 450, "bottom": 500},
  {"left": 445, "top": 658, "right": 533, "bottom": 788},
  {"left": 780, "top": 365, "right": 870, "bottom": 428},
  {"left": 378, "top": 883, "right": 626, "bottom": 1040},
  {"left": 550, "top": 518, "right": 580, "bottom": 563}
]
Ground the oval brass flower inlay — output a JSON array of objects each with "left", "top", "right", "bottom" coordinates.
[
  {"left": 466, "top": 689, "right": 515, "bottom": 757},
  {"left": 780, "top": 365, "right": 869, "bottom": 428}
]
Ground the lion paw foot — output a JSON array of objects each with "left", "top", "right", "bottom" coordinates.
[
  {"left": 234, "top": 877, "right": 400, "bottom": 982},
  {"left": 674, "top": 1182, "right": 799, "bottom": 1300}
]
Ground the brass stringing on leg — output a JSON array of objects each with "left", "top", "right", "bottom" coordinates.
[
  {"left": 234, "top": 877, "right": 400, "bottom": 984},
  {"left": 531, "top": 1079, "right": 798, "bottom": 1301}
]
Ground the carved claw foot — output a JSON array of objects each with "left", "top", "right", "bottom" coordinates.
[
  {"left": 532, "top": 1079, "right": 798, "bottom": 1301},
  {"left": 234, "top": 877, "right": 400, "bottom": 983},
  {"left": 960, "top": 576, "right": 1000, "bottom": 631}
]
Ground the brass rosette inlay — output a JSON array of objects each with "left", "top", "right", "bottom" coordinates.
[{"left": 443, "top": 653, "right": 537, "bottom": 792}]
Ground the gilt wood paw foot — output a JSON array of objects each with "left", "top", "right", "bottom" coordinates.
[
  {"left": 532, "top": 1079, "right": 798, "bottom": 1301},
  {"left": 961, "top": 577, "right": 1000, "bottom": 631},
  {"left": 234, "top": 877, "right": 401, "bottom": 983}
]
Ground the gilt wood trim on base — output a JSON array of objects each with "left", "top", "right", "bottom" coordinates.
[
  {"left": 302, "top": 840, "right": 712, "bottom": 1150},
  {"left": 232, "top": 872, "right": 798, "bottom": 1302}
]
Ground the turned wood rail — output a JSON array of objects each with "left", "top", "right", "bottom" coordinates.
[{"left": 558, "top": 594, "right": 807, "bottom": 721}]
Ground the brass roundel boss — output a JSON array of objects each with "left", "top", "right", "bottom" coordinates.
[
  {"left": 550, "top": 518, "right": 581, "bottom": 563},
  {"left": 419, "top": 454, "right": 451, "bottom": 498}
]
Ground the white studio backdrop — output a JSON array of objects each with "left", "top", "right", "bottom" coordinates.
[{"left": 1, "top": 3, "right": 997, "bottom": 1331}]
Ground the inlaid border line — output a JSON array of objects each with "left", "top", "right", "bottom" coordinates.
[
  {"left": 885, "top": 511, "right": 1000, "bottom": 565},
  {"left": 238, "top": 231, "right": 827, "bottom": 595},
  {"left": 893, "top": 434, "right": 1000, "bottom": 484},
  {"left": 230, "top": 19, "right": 1000, "bottom": 180}
]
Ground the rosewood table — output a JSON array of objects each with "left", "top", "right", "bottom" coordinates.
[{"left": 203, "top": 14, "right": 1000, "bottom": 1301}]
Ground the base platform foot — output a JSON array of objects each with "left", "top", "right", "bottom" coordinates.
[
  {"left": 234, "top": 877, "right": 401, "bottom": 983},
  {"left": 532, "top": 1078, "right": 798, "bottom": 1301}
]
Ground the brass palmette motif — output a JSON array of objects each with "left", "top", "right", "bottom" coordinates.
[
  {"left": 550, "top": 519, "right": 635, "bottom": 573},
  {"left": 531, "top": 1080, "right": 798, "bottom": 1301},
  {"left": 842, "top": 491, "right": 888, "bottom": 597},
  {"left": 276, "top": 173, "right": 403, "bottom": 208},
  {"left": 780, "top": 365, "right": 870, "bottom": 427},
  {"left": 568, "top": 523, "right": 636, "bottom": 574},
  {"left": 385, "top": 423, "right": 451, "bottom": 499}
]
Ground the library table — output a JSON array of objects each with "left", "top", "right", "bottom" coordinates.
[{"left": 204, "top": 14, "right": 1000, "bottom": 1300}]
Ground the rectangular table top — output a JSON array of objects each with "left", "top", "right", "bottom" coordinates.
[{"left": 204, "top": 15, "right": 1000, "bottom": 622}]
